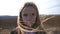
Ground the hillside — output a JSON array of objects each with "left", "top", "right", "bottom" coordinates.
[
  {"left": 0, "top": 16, "right": 17, "bottom": 34},
  {"left": 0, "top": 15, "right": 60, "bottom": 34}
]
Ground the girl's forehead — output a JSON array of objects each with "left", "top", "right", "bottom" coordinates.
[{"left": 22, "top": 7, "right": 37, "bottom": 13}]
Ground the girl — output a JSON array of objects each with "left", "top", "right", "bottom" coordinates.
[{"left": 10, "top": 2, "right": 46, "bottom": 34}]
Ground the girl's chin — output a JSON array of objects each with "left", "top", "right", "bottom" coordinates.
[{"left": 27, "top": 24, "right": 33, "bottom": 27}]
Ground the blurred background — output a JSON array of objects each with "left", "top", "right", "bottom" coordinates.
[{"left": 0, "top": 0, "right": 60, "bottom": 34}]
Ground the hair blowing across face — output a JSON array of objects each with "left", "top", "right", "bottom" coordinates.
[
  {"left": 19, "top": 2, "right": 41, "bottom": 28},
  {"left": 17, "top": 2, "right": 43, "bottom": 34}
]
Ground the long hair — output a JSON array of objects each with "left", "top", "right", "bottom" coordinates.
[{"left": 17, "top": 2, "right": 41, "bottom": 34}]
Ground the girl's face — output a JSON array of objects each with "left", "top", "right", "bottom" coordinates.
[{"left": 21, "top": 7, "right": 37, "bottom": 27}]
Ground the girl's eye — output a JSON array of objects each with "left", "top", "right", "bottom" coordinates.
[
  {"left": 23, "top": 14, "right": 28, "bottom": 17},
  {"left": 32, "top": 13, "right": 35, "bottom": 16}
]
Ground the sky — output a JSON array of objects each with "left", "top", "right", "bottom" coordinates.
[{"left": 0, "top": 0, "right": 60, "bottom": 16}]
